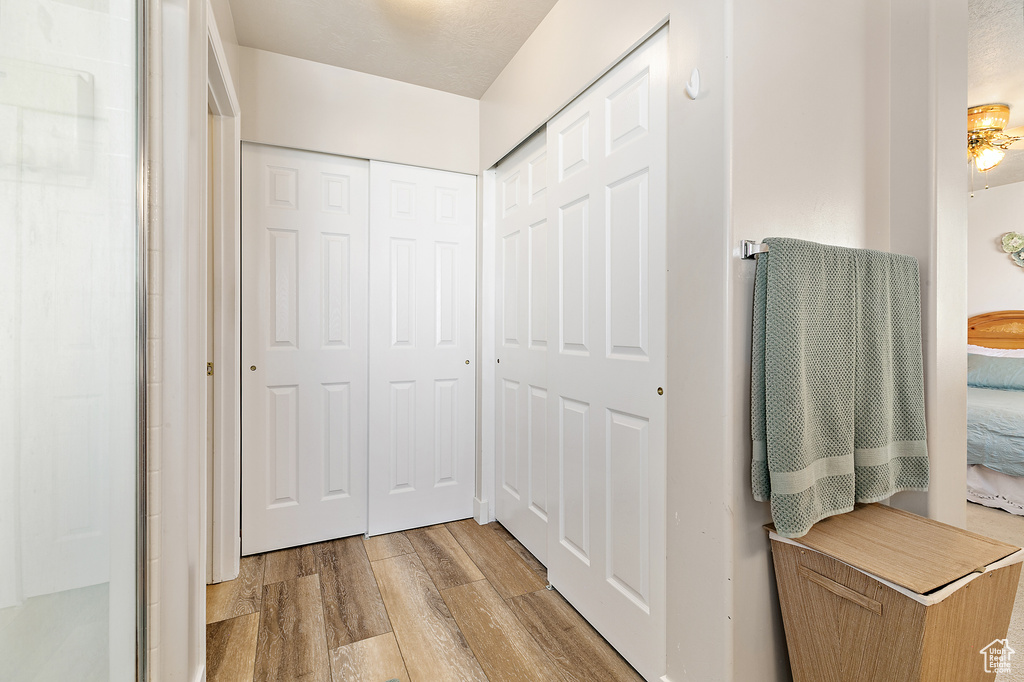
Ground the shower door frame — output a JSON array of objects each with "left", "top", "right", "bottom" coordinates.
[{"left": 135, "top": 0, "right": 149, "bottom": 679}]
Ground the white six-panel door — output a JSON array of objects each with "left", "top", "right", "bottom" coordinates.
[
  {"left": 241, "top": 143, "right": 370, "bottom": 555},
  {"left": 494, "top": 29, "right": 667, "bottom": 681},
  {"left": 367, "top": 161, "right": 477, "bottom": 536},
  {"left": 546, "top": 31, "right": 667, "bottom": 680},
  {"left": 494, "top": 131, "right": 551, "bottom": 563}
]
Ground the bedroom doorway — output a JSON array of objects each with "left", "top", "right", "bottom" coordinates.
[
  {"left": 964, "top": 0, "right": 1024, "bottom": 522},
  {"left": 963, "top": 2, "right": 1024, "bottom": 658}
]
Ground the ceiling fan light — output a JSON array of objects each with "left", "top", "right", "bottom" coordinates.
[
  {"left": 974, "top": 145, "right": 1005, "bottom": 172},
  {"left": 968, "top": 104, "right": 1011, "bottom": 133}
]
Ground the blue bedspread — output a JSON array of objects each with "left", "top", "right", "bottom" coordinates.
[{"left": 968, "top": 386, "right": 1024, "bottom": 477}]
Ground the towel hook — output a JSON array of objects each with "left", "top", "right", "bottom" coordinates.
[{"left": 741, "top": 240, "right": 769, "bottom": 260}]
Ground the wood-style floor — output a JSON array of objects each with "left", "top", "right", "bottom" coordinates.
[{"left": 206, "top": 519, "right": 644, "bottom": 682}]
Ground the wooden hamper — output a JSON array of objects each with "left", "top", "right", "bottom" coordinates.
[{"left": 768, "top": 504, "right": 1023, "bottom": 682}]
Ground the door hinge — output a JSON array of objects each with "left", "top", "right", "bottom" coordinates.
[{"left": 207, "top": 362, "right": 214, "bottom": 376}]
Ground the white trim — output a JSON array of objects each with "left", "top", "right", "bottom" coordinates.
[
  {"left": 479, "top": 168, "right": 497, "bottom": 523},
  {"left": 156, "top": 0, "right": 210, "bottom": 674},
  {"left": 205, "top": 3, "right": 238, "bottom": 118},
  {"left": 188, "top": 0, "right": 210, "bottom": 671},
  {"left": 206, "top": 0, "right": 242, "bottom": 585},
  {"left": 473, "top": 497, "right": 490, "bottom": 525},
  {"left": 769, "top": 531, "right": 1024, "bottom": 606}
]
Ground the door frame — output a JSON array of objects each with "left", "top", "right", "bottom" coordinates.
[
  {"left": 477, "top": 168, "right": 498, "bottom": 524},
  {"left": 205, "top": 0, "right": 242, "bottom": 584}
]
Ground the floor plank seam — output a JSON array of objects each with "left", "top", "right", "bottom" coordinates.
[
  {"left": 382, "top": 628, "right": 413, "bottom": 682},
  {"left": 314, "top": 572, "right": 332, "bottom": 682}
]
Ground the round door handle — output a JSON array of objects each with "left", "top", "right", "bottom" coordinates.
[
  {"left": 657, "top": 387, "right": 664, "bottom": 395},
  {"left": 465, "top": 360, "right": 470, "bottom": 365},
  {"left": 250, "top": 365, "right": 257, "bottom": 371}
]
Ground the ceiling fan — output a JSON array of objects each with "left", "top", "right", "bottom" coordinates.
[{"left": 968, "top": 104, "right": 1024, "bottom": 172}]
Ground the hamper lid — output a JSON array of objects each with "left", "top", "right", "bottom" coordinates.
[{"left": 765, "top": 503, "right": 1020, "bottom": 594}]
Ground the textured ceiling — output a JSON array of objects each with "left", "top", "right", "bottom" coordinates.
[
  {"left": 227, "top": 0, "right": 559, "bottom": 99},
  {"left": 969, "top": 0, "right": 1024, "bottom": 188}
]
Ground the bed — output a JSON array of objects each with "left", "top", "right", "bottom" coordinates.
[{"left": 967, "top": 311, "right": 1024, "bottom": 515}]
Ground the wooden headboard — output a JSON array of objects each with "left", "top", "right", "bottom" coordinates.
[{"left": 968, "top": 311, "right": 1024, "bottom": 349}]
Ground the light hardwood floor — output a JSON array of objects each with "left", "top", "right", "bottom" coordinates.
[
  {"left": 966, "top": 502, "right": 1024, "bottom": 682},
  {"left": 207, "top": 520, "right": 644, "bottom": 682}
]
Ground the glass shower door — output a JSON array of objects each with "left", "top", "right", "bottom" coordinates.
[{"left": 0, "top": 0, "right": 143, "bottom": 680}]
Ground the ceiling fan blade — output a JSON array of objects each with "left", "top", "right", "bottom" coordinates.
[{"left": 1001, "top": 126, "right": 1024, "bottom": 149}]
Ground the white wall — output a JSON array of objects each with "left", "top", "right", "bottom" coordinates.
[
  {"left": 727, "top": 2, "right": 893, "bottom": 677},
  {"left": 480, "top": 1, "right": 966, "bottom": 680},
  {"left": 968, "top": 182, "right": 1024, "bottom": 317},
  {"left": 237, "top": 47, "right": 480, "bottom": 175},
  {"left": 888, "top": 0, "right": 968, "bottom": 528},
  {"left": 729, "top": 0, "right": 967, "bottom": 678}
]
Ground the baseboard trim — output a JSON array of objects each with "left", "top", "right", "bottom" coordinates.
[{"left": 473, "top": 497, "right": 489, "bottom": 524}]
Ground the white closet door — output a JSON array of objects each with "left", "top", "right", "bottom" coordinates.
[
  {"left": 368, "top": 161, "right": 477, "bottom": 536},
  {"left": 241, "top": 143, "right": 369, "bottom": 555},
  {"left": 544, "top": 29, "right": 667, "bottom": 681},
  {"left": 494, "top": 131, "right": 551, "bottom": 562}
]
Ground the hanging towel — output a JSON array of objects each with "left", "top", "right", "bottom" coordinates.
[{"left": 751, "top": 237, "right": 929, "bottom": 538}]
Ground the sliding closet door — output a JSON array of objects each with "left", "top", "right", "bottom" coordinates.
[
  {"left": 544, "top": 29, "right": 667, "bottom": 681},
  {"left": 241, "top": 143, "right": 369, "bottom": 554},
  {"left": 494, "top": 131, "right": 551, "bottom": 562},
  {"left": 368, "top": 161, "right": 477, "bottom": 535}
]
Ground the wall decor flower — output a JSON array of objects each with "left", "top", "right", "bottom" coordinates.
[{"left": 1002, "top": 232, "right": 1024, "bottom": 268}]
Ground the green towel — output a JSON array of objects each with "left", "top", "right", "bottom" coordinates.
[{"left": 751, "top": 238, "right": 929, "bottom": 538}]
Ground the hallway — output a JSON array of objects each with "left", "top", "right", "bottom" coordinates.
[{"left": 206, "top": 519, "right": 643, "bottom": 681}]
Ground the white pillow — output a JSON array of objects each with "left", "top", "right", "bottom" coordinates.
[{"left": 967, "top": 344, "right": 1024, "bottom": 358}]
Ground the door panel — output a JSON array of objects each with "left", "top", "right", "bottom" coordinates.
[
  {"left": 493, "top": 33, "right": 667, "bottom": 679},
  {"left": 494, "top": 131, "right": 551, "bottom": 562},
  {"left": 543, "top": 29, "right": 667, "bottom": 681},
  {"left": 368, "top": 161, "right": 476, "bottom": 536},
  {"left": 241, "top": 143, "right": 369, "bottom": 555}
]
